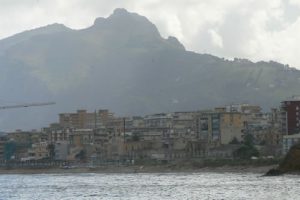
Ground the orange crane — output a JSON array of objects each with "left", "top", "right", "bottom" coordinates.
[{"left": 0, "top": 102, "right": 55, "bottom": 110}]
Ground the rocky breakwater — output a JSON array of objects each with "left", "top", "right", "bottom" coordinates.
[{"left": 265, "top": 143, "right": 300, "bottom": 176}]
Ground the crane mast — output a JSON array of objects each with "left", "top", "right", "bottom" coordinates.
[{"left": 0, "top": 102, "right": 55, "bottom": 110}]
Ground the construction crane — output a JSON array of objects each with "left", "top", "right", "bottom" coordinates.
[{"left": 0, "top": 102, "right": 55, "bottom": 110}]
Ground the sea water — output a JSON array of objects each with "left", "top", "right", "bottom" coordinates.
[{"left": 0, "top": 172, "right": 299, "bottom": 200}]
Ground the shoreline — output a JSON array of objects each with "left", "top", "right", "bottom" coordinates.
[{"left": 0, "top": 164, "right": 277, "bottom": 175}]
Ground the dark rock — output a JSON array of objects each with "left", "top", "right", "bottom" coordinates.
[
  {"left": 264, "top": 168, "right": 283, "bottom": 176},
  {"left": 279, "top": 143, "right": 300, "bottom": 172},
  {"left": 265, "top": 143, "right": 300, "bottom": 176}
]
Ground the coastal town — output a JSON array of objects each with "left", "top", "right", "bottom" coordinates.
[{"left": 0, "top": 96, "right": 300, "bottom": 168}]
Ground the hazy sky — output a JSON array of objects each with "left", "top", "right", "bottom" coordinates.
[{"left": 1, "top": 0, "right": 300, "bottom": 68}]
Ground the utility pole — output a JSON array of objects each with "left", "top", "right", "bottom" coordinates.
[
  {"left": 94, "top": 110, "right": 97, "bottom": 130},
  {"left": 168, "top": 125, "right": 171, "bottom": 161},
  {"left": 94, "top": 110, "right": 97, "bottom": 144},
  {"left": 123, "top": 117, "right": 126, "bottom": 143}
]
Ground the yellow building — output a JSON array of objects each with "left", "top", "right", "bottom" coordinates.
[
  {"left": 69, "top": 129, "right": 94, "bottom": 146},
  {"left": 68, "top": 129, "right": 95, "bottom": 161},
  {"left": 220, "top": 112, "right": 245, "bottom": 144},
  {"left": 59, "top": 109, "right": 114, "bottom": 129},
  {"left": 123, "top": 140, "right": 152, "bottom": 159},
  {"left": 28, "top": 142, "right": 49, "bottom": 160},
  {"left": 195, "top": 109, "right": 247, "bottom": 146}
]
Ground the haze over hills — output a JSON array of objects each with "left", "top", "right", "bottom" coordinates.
[{"left": 0, "top": 8, "right": 300, "bottom": 131}]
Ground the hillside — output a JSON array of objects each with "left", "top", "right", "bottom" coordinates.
[{"left": 0, "top": 8, "right": 300, "bottom": 130}]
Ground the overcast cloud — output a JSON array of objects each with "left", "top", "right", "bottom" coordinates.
[{"left": 1, "top": 0, "right": 300, "bottom": 68}]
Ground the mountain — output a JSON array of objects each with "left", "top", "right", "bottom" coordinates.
[{"left": 0, "top": 8, "right": 300, "bottom": 130}]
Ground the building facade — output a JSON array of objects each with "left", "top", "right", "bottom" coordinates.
[{"left": 281, "top": 97, "right": 300, "bottom": 135}]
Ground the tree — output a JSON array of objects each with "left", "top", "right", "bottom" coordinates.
[
  {"left": 244, "top": 134, "right": 255, "bottom": 146},
  {"left": 229, "top": 137, "right": 240, "bottom": 144},
  {"left": 233, "top": 145, "right": 259, "bottom": 159},
  {"left": 233, "top": 134, "right": 259, "bottom": 159}
]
